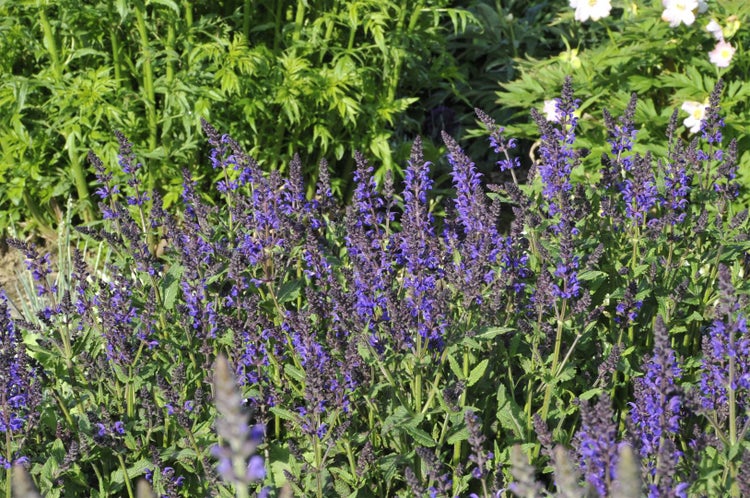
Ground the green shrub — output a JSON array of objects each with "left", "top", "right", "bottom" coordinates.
[{"left": 0, "top": 0, "right": 473, "bottom": 234}]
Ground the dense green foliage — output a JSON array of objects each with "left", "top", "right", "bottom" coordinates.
[{"left": 0, "top": 0, "right": 478, "bottom": 234}]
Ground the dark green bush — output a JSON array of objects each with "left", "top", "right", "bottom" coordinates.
[{"left": 0, "top": 0, "right": 473, "bottom": 234}]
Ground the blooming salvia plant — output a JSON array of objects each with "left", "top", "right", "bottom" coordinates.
[{"left": 3, "top": 76, "right": 750, "bottom": 497}]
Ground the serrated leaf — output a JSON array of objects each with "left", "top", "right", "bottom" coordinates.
[
  {"left": 467, "top": 359, "right": 489, "bottom": 387},
  {"left": 382, "top": 406, "right": 411, "bottom": 437},
  {"left": 160, "top": 263, "right": 183, "bottom": 311},
  {"left": 403, "top": 425, "right": 435, "bottom": 447},
  {"left": 284, "top": 363, "right": 306, "bottom": 384},
  {"left": 269, "top": 445, "right": 292, "bottom": 487},
  {"left": 147, "top": 0, "right": 180, "bottom": 14},
  {"left": 446, "top": 426, "right": 470, "bottom": 445},
  {"left": 376, "top": 454, "right": 401, "bottom": 484},
  {"left": 276, "top": 280, "right": 301, "bottom": 304},
  {"left": 579, "top": 388, "right": 602, "bottom": 401},
  {"left": 476, "top": 326, "right": 513, "bottom": 340},
  {"left": 110, "top": 458, "right": 151, "bottom": 484},
  {"left": 577, "top": 269, "right": 607, "bottom": 282},
  {"left": 447, "top": 352, "right": 464, "bottom": 380},
  {"left": 496, "top": 385, "right": 525, "bottom": 438},
  {"left": 270, "top": 406, "right": 298, "bottom": 422}
]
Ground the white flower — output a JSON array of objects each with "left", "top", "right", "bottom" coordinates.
[
  {"left": 661, "top": 0, "right": 699, "bottom": 27},
  {"left": 569, "top": 0, "right": 612, "bottom": 22},
  {"left": 706, "top": 19, "right": 724, "bottom": 40},
  {"left": 681, "top": 100, "right": 707, "bottom": 134},
  {"left": 709, "top": 39, "right": 736, "bottom": 68},
  {"left": 697, "top": 0, "right": 708, "bottom": 13},
  {"left": 543, "top": 100, "right": 561, "bottom": 122}
]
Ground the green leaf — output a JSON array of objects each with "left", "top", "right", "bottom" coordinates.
[
  {"left": 382, "top": 406, "right": 411, "bottom": 437},
  {"left": 269, "top": 445, "right": 293, "bottom": 487},
  {"left": 284, "top": 363, "right": 306, "bottom": 384},
  {"left": 577, "top": 269, "right": 607, "bottom": 282},
  {"left": 110, "top": 458, "right": 151, "bottom": 483},
  {"left": 160, "top": 263, "right": 183, "bottom": 311},
  {"left": 579, "top": 388, "right": 602, "bottom": 401},
  {"left": 276, "top": 280, "right": 302, "bottom": 304},
  {"left": 270, "top": 406, "right": 298, "bottom": 422},
  {"left": 447, "top": 352, "right": 464, "bottom": 380},
  {"left": 403, "top": 425, "right": 436, "bottom": 447},
  {"left": 467, "top": 359, "right": 489, "bottom": 387},
  {"left": 376, "top": 454, "right": 401, "bottom": 485},
  {"left": 147, "top": 0, "right": 180, "bottom": 14},
  {"left": 446, "top": 425, "right": 470, "bottom": 445},
  {"left": 496, "top": 385, "right": 525, "bottom": 438},
  {"left": 475, "top": 326, "right": 513, "bottom": 340}
]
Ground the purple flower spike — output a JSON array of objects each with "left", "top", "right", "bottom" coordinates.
[
  {"left": 575, "top": 393, "right": 619, "bottom": 497},
  {"left": 629, "top": 315, "right": 686, "bottom": 497},
  {"left": 700, "top": 265, "right": 750, "bottom": 413},
  {"left": 398, "top": 137, "right": 446, "bottom": 349},
  {"left": 530, "top": 76, "right": 580, "bottom": 216},
  {"left": 0, "top": 292, "right": 41, "bottom": 469}
]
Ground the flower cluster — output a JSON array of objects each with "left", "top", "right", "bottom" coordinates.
[
  {"left": 0, "top": 293, "right": 40, "bottom": 469},
  {"left": 629, "top": 316, "right": 687, "bottom": 497},
  {"left": 700, "top": 265, "right": 750, "bottom": 414},
  {"left": 574, "top": 394, "right": 620, "bottom": 496},
  {"left": 5, "top": 75, "right": 750, "bottom": 497},
  {"left": 530, "top": 77, "right": 580, "bottom": 217}
]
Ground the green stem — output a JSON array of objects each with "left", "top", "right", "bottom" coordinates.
[
  {"left": 91, "top": 463, "right": 106, "bottom": 496},
  {"left": 313, "top": 432, "right": 323, "bottom": 498},
  {"left": 293, "top": 0, "right": 305, "bottom": 43},
  {"left": 117, "top": 454, "right": 135, "bottom": 498},
  {"left": 134, "top": 1, "right": 158, "bottom": 152},
  {"left": 414, "top": 336, "right": 424, "bottom": 413},
  {"left": 108, "top": 0, "right": 123, "bottom": 87},
  {"left": 243, "top": 0, "right": 252, "bottom": 41},
  {"left": 273, "top": 0, "right": 283, "bottom": 54},
  {"left": 21, "top": 190, "right": 56, "bottom": 239},
  {"left": 38, "top": 7, "right": 61, "bottom": 78},
  {"left": 541, "top": 299, "right": 567, "bottom": 421},
  {"left": 66, "top": 138, "right": 94, "bottom": 223},
  {"left": 729, "top": 354, "right": 737, "bottom": 446},
  {"left": 166, "top": 24, "right": 175, "bottom": 84},
  {"left": 3, "top": 427, "right": 10, "bottom": 498},
  {"left": 183, "top": 1, "right": 193, "bottom": 31}
]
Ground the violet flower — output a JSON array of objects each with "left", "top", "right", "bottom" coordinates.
[
  {"left": 344, "top": 153, "right": 396, "bottom": 345},
  {"left": 629, "top": 315, "right": 687, "bottom": 497},
  {"left": 441, "top": 131, "right": 506, "bottom": 310},
  {"left": 530, "top": 76, "right": 580, "bottom": 217},
  {"left": 114, "top": 130, "right": 150, "bottom": 207},
  {"left": 700, "top": 265, "right": 750, "bottom": 415},
  {"left": 0, "top": 293, "right": 40, "bottom": 469},
  {"left": 661, "top": 110, "right": 693, "bottom": 225},
  {"left": 620, "top": 152, "right": 659, "bottom": 225},
  {"left": 574, "top": 393, "right": 620, "bottom": 496},
  {"left": 397, "top": 137, "right": 446, "bottom": 349},
  {"left": 475, "top": 108, "right": 521, "bottom": 179}
]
